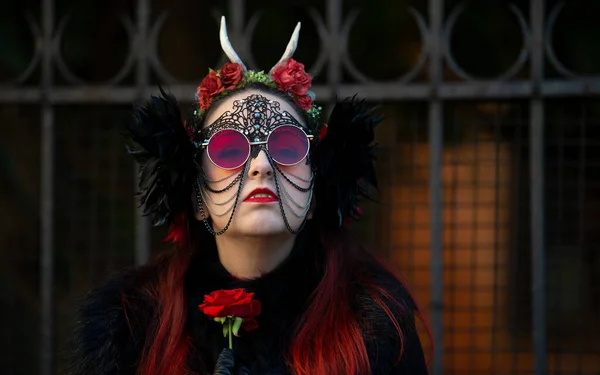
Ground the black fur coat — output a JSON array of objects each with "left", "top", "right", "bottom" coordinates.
[{"left": 65, "top": 231, "right": 429, "bottom": 375}]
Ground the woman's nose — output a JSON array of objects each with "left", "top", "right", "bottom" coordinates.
[{"left": 248, "top": 148, "right": 273, "bottom": 178}]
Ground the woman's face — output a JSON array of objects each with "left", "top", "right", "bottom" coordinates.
[{"left": 195, "top": 89, "right": 314, "bottom": 237}]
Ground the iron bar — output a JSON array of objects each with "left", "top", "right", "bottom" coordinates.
[
  {"left": 491, "top": 103, "right": 502, "bottom": 375},
  {"left": 428, "top": 0, "right": 444, "bottom": 375},
  {"left": 530, "top": 0, "right": 547, "bottom": 375},
  {"left": 3, "top": 79, "right": 600, "bottom": 104},
  {"left": 327, "top": 0, "right": 342, "bottom": 93},
  {"left": 134, "top": 0, "right": 152, "bottom": 266},
  {"left": 228, "top": 0, "right": 245, "bottom": 61},
  {"left": 575, "top": 101, "right": 587, "bottom": 375},
  {"left": 40, "top": 0, "right": 55, "bottom": 373}
]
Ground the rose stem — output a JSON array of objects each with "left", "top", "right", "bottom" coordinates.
[{"left": 228, "top": 318, "right": 233, "bottom": 349}]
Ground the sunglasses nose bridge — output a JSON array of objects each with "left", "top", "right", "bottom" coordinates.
[
  {"left": 248, "top": 147, "right": 273, "bottom": 177},
  {"left": 249, "top": 143, "right": 266, "bottom": 159},
  {"left": 249, "top": 140, "right": 268, "bottom": 146}
]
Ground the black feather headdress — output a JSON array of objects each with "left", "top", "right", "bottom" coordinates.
[
  {"left": 312, "top": 96, "right": 382, "bottom": 230},
  {"left": 123, "top": 89, "right": 197, "bottom": 226}
]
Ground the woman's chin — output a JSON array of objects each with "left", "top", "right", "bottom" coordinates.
[
  {"left": 245, "top": 214, "right": 289, "bottom": 236},
  {"left": 209, "top": 205, "right": 308, "bottom": 236},
  {"left": 210, "top": 213, "right": 286, "bottom": 237}
]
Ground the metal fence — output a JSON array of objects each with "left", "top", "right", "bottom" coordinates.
[{"left": 1, "top": 0, "right": 599, "bottom": 374}]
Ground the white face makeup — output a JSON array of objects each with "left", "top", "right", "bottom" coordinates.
[{"left": 194, "top": 90, "right": 314, "bottom": 237}]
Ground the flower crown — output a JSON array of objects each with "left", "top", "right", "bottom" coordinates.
[{"left": 193, "top": 17, "right": 322, "bottom": 129}]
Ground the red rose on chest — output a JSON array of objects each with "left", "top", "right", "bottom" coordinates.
[{"left": 199, "top": 288, "right": 261, "bottom": 332}]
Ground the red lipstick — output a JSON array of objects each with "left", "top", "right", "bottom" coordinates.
[{"left": 244, "top": 187, "right": 278, "bottom": 203}]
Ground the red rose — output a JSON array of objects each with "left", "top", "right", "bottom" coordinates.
[
  {"left": 184, "top": 120, "right": 195, "bottom": 142},
  {"left": 199, "top": 288, "right": 261, "bottom": 332},
  {"left": 272, "top": 58, "right": 312, "bottom": 97},
  {"left": 294, "top": 94, "right": 313, "bottom": 111},
  {"left": 220, "top": 62, "right": 244, "bottom": 90},
  {"left": 197, "top": 70, "right": 224, "bottom": 110},
  {"left": 318, "top": 123, "right": 328, "bottom": 140}
]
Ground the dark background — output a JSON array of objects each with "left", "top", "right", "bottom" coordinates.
[{"left": 1, "top": 0, "right": 599, "bottom": 374}]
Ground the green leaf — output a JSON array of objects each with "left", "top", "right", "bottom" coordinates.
[{"left": 232, "top": 317, "right": 243, "bottom": 336}]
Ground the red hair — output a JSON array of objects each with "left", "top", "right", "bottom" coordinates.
[
  {"left": 135, "top": 213, "right": 193, "bottom": 375},
  {"left": 132, "top": 214, "right": 430, "bottom": 375},
  {"left": 288, "top": 231, "right": 430, "bottom": 375}
]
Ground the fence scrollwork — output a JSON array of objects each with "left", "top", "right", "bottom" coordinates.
[
  {"left": 443, "top": 3, "right": 530, "bottom": 81},
  {"left": 1, "top": 3, "right": 599, "bottom": 99},
  {"left": 545, "top": 2, "right": 583, "bottom": 79},
  {"left": 0, "top": 13, "right": 42, "bottom": 85},
  {"left": 339, "top": 7, "right": 430, "bottom": 84},
  {"left": 52, "top": 13, "right": 138, "bottom": 85}
]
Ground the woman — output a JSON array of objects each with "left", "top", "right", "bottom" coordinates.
[{"left": 67, "top": 17, "right": 430, "bottom": 375}]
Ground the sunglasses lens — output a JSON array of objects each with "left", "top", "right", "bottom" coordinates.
[
  {"left": 267, "top": 126, "right": 310, "bottom": 166},
  {"left": 207, "top": 129, "right": 250, "bottom": 169}
]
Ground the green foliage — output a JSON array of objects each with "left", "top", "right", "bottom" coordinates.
[{"left": 242, "top": 71, "right": 277, "bottom": 88}]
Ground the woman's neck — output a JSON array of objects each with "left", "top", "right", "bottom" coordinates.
[{"left": 214, "top": 234, "right": 296, "bottom": 279}]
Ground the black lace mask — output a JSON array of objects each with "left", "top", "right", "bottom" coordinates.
[{"left": 197, "top": 94, "right": 312, "bottom": 144}]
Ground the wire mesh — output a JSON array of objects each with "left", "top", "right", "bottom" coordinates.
[{"left": 359, "top": 99, "right": 600, "bottom": 375}]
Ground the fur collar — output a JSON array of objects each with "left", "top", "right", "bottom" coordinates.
[
  {"left": 185, "top": 227, "right": 323, "bottom": 374},
  {"left": 65, "top": 227, "right": 428, "bottom": 375}
]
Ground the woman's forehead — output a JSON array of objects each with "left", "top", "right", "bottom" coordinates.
[{"left": 204, "top": 90, "right": 305, "bottom": 128}]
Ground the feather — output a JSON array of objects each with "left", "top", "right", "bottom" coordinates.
[
  {"left": 312, "top": 95, "right": 382, "bottom": 229},
  {"left": 65, "top": 270, "right": 154, "bottom": 375},
  {"left": 122, "top": 89, "right": 197, "bottom": 226}
]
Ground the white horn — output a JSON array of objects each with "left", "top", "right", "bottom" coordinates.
[
  {"left": 219, "top": 16, "right": 247, "bottom": 71},
  {"left": 269, "top": 22, "right": 301, "bottom": 74}
]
